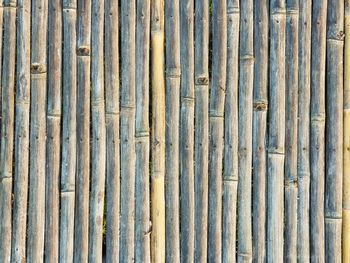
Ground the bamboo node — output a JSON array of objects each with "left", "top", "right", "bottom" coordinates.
[{"left": 30, "top": 63, "right": 46, "bottom": 74}]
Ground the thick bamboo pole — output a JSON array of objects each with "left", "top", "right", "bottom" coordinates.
[
  {"left": 12, "top": 0, "right": 31, "bottom": 261},
  {"left": 74, "top": 0, "right": 91, "bottom": 261},
  {"left": 208, "top": 0, "right": 227, "bottom": 261},
  {"left": 284, "top": 0, "right": 298, "bottom": 261},
  {"left": 105, "top": 0, "right": 120, "bottom": 262},
  {"left": 0, "top": 0, "right": 16, "bottom": 261},
  {"left": 89, "top": 0, "right": 106, "bottom": 260},
  {"left": 165, "top": 0, "right": 180, "bottom": 261},
  {"left": 325, "top": 0, "right": 344, "bottom": 261},
  {"left": 135, "top": 0, "right": 150, "bottom": 261},
  {"left": 27, "top": 0, "right": 47, "bottom": 260},
  {"left": 267, "top": 0, "right": 286, "bottom": 261},
  {"left": 310, "top": 0, "right": 327, "bottom": 261},
  {"left": 252, "top": 0, "right": 268, "bottom": 261},
  {"left": 194, "top": 0, "right": 209, "bottom": 261},
  {"left": 44, "top": 0, "right": 61, "bottom": 261}
]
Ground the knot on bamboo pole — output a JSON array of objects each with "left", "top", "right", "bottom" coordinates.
[
  {"left": 30, "top": 63, "right": 46, "bottom": 74},
  {"left": 195, "top": 76, "right": 209, "bottom": 85},
  {"left": 77, "top": 46, "right": 90, "bottom": 56},
  {"left": 253, "top": 101, "right": 268, "bottom": 111}
]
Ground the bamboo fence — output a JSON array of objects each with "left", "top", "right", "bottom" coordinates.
[{"left": 0, "top": 0, "right": 348, "bottom": 262}]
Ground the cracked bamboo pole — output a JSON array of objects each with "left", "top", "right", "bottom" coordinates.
[{"left": 165, "top": 0, "right": 180, "bottom": 261}]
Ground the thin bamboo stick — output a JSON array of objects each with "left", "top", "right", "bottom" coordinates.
[
  {"left": 27, "top": 0, "right": 48, "bottom": 260},
  {"left": 105, "top": 0, "right": 120, "bottom": 261},
  {"left": 267, "top": 0, "right": 286, "bottom": 261},
  {"left": 343, "top": 1, "right": 350, "bottom": 261},
  {"left": 325, "top": 0, "right": 344, "bottom": 261},
  {"left": 0, "top": 0, "right": 16, "bottom": 261},
  {"left": 120, "top": 0, "right": 136, "bottom": 261},
  {"left": 284, "top": 0, "right": 298, "bottom": 261},
  {"left": 194, "top": 0, "right": 209, "bottom": 261},
  {"left": 89, "top": 0, "right": 106, "bottom": 260},
  {"left": 74, "top": 0, "right": 91, "bottom": 261},
  {"left": 135, "top": 0, "right": 150, "bottom": 261},
  {"left": 151, "top": 0, "right": 165, "bottom": 261},
  {"left": 310, "top": 0, "right": 327, "bottom": 261},
  {"left": 252, "top": 0, "right": 268, "bottom": 261},
  {"left": 208, "top": 0, "right": 227, "bottom": 261},
  {"left": 12, "top": 0, "right": 31, "bottom": 261},
  {"left": 165, "top": 0, "right": 180, "bottom": 261}
]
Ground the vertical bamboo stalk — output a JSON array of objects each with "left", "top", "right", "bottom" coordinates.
[
  {"left": 105, "top": 0, "right": 119, "bottom": 261},
  {"left": 285, "top": 1, "right": 298, "bottom": 263},
  {"left": 27, "top": 0, "right": 47, "bottom": 260},
  {"left": 194, "top": 0, "right": 209, "bottom": 261},
  {"left": 310, "top": 0, "right": 327, "bottom": 261},
  {"left": 165, "top": 0, "right": 180, "bottom": 261},
  {"left": 45, "top": 0, "right": 61, "bottom": 261},
  {"left": 296, "top": 0, "right": 311, "bottom": 261},
  {"left": 208, "top": 0, "right": 227, "bottom": 261},
  {"left": 180, "top": 0, "right": 195, "bottom": 261},
  {"left": 252, "top": 0, "right": 268, "bottom": 261},
  {"left": 267, "top": 0, "right": 286, "bottom": 261},
  {"left": 89, "top": 0, "right": 106, "bottom": 260},
  {"left": 120, "top": 0, "right": 136, "bottom": 261},
  {"left": 151, "top": 0, "right": 165, "bottom": 261},
  {"left": 0, "top": 0, "right": 16, "bottom": 261},
  {"left": 343, "top": 1, "right": 350, "bottom": 261},
  {"left": 325, "top": 0, "right": 344, "bottom": 261},
  {"left": 237, "top": 0, "right": 254, "bottom": 261},
  {"left": 135, "top": 0, "right": 150, "bottom": 261},
  {"left": 74, "top": 0, "right": 91, "bottom": 261},
  {"left": 12, "top": 0, "right": 31, "bottom": 261}
]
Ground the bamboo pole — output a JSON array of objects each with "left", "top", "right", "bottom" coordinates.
[
  {"left": 267, "top": 0, "right": 286, "bottom": 261},
  {"left": 284, "top": 0, "right": 298, "bottom": 261},
  {"left": 27, "top": 0, "right": 47, "bottom": 260},
  {"left": 12, "top": 0, "right": 31, "bottom": 261},
  {"left": 105, "top": 0, "right": 120, "bottom": 261},
  {"left": 45, "top": 0, "right": 61, "bottom": 261},
  {"left": 194, "top": 0, "right": 209, "bottom": 261},
  {"left": 310, "top": 0, "right": 327, "bottom": 261},
  {"left": 0, "top": 0, "right": 16, "bottom": 261},
  {"left": 343, "top": 1, "right": 350, "bottom": 261},
  {"left": 180, "top": 0, "right": 195, "bottom": 261},
  {"left": 252, "top": 0, "right": 268, "bottom": 261},
  {"left": 237, "top": 0, "right": 254, "bottom": 261},
  {"left": 135, "top": 0, "right": 150, "bottom": 261},
  {"left": 208, "top": 0, "right": 227, "bottom": 261},
  {"left": 165, "top": 0, "right": 180, "bottom": 261},
  {"left": 325, "top": 0, "right": 344, "bottom": 261},
  {"left": 120, "top": 0, "right": 136, "bottom": 261},
  {"left": 151, "top": 0, "right": 165, "bottom": 261},
  {"left": 89, "top": 0, "right": 106, "bottom": 260}
]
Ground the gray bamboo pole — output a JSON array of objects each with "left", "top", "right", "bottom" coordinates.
[
  {"left": 105, "top": 0, "right": 120, "bottom": 261},
  {"left": 237, "top": 0, "right": 254, "bottom": 261},
  {"left": 150, "top": 0, "right": 165, "bottom": 261},
  {"left": 310, "top": 0, "right": 327, "bottom": 261},
  {"left": 296, "top": 0, "right": 311, "bottom": 261},
  {"left": 208, "top": 0, "right": 227, "bottom": 261},
  {"left": 89, "top": 0, "right": 106, "bottom": 260},
  {"left": 45, "top": 0, "right": 61, "bottom": 261},
  {"left": 27, "top": 0, "right": 47, "bottom": 260},
  {"left": 120, "top": 0, "right": 136, "bottom": 261},
  {"left": 74, "top": 0, "right": 91, "bottom": 261},
  {"left": 267, "top": 0, "right": 286, "bottom": 261},
  {"left": 325, "top": 0, "right": 344, "bottom": 261},
  {"left": 60, "top": 0, "right": 77, "bottom": 261},
  {"left": 12, "top": 0, "right": 31, "bottom": 261},
  {"left": 194, "top": 0, "right": 209, "bottom": 261},
  {"left": 284, "top": 0, "right": 298, "bottom": 262},
  {"left": 0, "top": 0, "right": 16, "bottom": 261},
  {"left": 135, "top": 0, "right": 150, "bottom": 261},
  {"left": 252, "top": 0, "right": 268, "bottom": 261},
  {"left": 165, "top": 0, "right": 180, "bottom": 261},
  {"left": 180, "top": 0, "right": 195, "bottom": 261}
]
